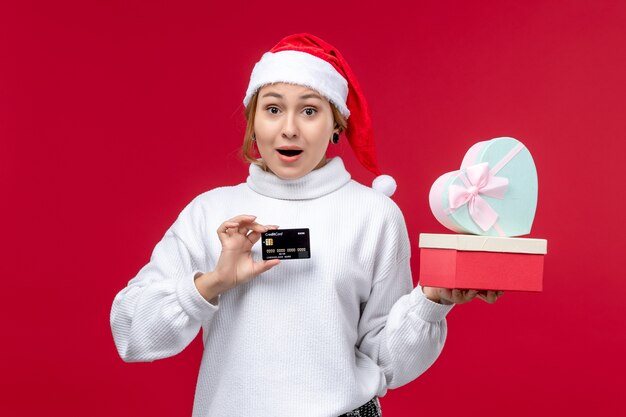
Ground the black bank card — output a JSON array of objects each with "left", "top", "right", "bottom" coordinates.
[{"left": 261, "top": 228, "right": 310, "bottom": 260}]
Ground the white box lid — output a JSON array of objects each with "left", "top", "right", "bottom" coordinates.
[{"left": 419, "top": 233, "right": 547, "bottom": 254}]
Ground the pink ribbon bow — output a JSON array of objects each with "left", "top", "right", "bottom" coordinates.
[{"left": 447, "top": 162, "right": 509, "bottom": 231}]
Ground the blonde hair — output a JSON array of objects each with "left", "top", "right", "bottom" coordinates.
[{"left": 241, "top": 89, "right": 348, "bottom": 171}]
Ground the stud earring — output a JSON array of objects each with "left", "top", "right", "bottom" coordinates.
[{"left": 331, "top": 132, "right": 340, "bottom": 144}]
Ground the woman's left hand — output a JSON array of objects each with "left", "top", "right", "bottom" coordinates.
[
  {"left": 422, "top": 286, "right": 504, "bottom": 305},
  {"left": 473, "top": 290, "right": 504, "bottom": 304}
]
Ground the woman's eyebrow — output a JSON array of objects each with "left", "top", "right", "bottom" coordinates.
[
  {"left": 261, "top": 92, "right": 283, "bottom": 99},
  {"left": 299, "top": 93, "right": 322, "bottom": 100}
]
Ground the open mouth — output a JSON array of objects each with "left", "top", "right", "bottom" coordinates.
[{"left": 277, "top": 149, "right": 303, "bottom": 157}]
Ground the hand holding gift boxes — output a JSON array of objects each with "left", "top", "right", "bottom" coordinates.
[{"left": 420, "top": 137, "right": 547, "bottom": 292}]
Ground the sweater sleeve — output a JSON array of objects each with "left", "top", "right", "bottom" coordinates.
[
  {"left": 110, "top": 197, "right": 219, "bottom": 362},
  {"left": 355, "top": 207, "right": 454, "bottom": 391}
]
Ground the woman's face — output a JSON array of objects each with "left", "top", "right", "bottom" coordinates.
[{"left": 253, "top": 83, "right": 337, "bottom": 180}]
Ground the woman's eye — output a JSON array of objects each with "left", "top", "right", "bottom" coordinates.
[
  {"left": 267, "top": 106, "right": 280, "bottom": 114},
  {"left": 303, "top": 108, "right": 317, "bottom": 116}
]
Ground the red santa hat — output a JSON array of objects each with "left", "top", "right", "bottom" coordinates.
[{"left": 243, "top": 33, "right": 397, "bottom": 197}]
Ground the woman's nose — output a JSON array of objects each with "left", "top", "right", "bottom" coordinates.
[{"left": 281, "top": 113, "right": 299, "bottom": 139}]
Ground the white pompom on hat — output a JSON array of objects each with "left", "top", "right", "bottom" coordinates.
[{"left": 243, "top": 33, "right": 396, "bottom": 197}]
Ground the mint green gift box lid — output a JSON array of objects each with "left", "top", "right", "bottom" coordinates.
[{"left": 429, "top": 137, "right": 538, "bottom": 237}]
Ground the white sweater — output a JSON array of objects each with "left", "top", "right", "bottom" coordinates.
[{"left": 110, "top": 157, "right": 453, "bottom": 417}]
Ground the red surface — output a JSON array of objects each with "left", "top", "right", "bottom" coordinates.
[
  {"left": 419, "top": 248, "right": 544, "bottom": 291},
  {"left": 2, "top": 1, "right": 625, "bottom": 416}
]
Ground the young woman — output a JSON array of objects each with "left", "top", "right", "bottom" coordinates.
[{"left": 110, "top": 33, "right": 502, "bottom": 417}]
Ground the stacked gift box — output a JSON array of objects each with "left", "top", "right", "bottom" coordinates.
[{"left": 419, "top": 137, "right": 547, "bottom": 292}]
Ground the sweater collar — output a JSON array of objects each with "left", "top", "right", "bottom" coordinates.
[{"left": 246, "top": 157, "right": 351, "bottom": 200}]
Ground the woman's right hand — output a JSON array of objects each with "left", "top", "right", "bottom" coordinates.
[{"left": 194, "top": 215, "right": 280, "bottom": 302}]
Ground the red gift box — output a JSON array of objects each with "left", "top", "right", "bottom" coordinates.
[{"left": 418, "top": 234, "right": 547, "bottom": 292}]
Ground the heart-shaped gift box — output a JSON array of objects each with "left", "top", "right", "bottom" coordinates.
[{"left": 429, "top": 137, "right": 538, "bottom": 237}]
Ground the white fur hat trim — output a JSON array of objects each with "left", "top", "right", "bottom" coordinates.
[{"left": 243, "top": 50, "right": 350, "bottom": 118}]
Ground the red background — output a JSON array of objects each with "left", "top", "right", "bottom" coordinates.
[{"left": 2, "top": 1, "right": 625, "bottom": 416}]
